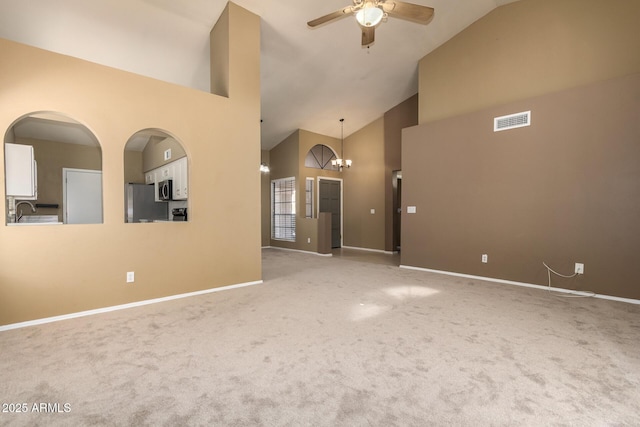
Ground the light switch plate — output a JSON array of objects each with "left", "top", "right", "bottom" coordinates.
[
  {"left": 164, "top": 149, "right": 171, "bottom": 161},
  {"left": 407, "top": 206, "right": 417, "bottom": 214},
  {"left": 370, "top": 209, "right": 375, "bottom": 214}
]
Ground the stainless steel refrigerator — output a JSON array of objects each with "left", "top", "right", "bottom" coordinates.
[{"left": 125, "top": 183, "right": 168, "bottom": 223}]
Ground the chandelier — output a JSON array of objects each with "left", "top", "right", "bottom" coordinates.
[{"left": 332, "top": 118, "right": 352, "bottom": 171}]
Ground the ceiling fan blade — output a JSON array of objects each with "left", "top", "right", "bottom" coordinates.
[
  {"left": 361, "top": 26, "right": 375, "bottom": 46},
  {"left": 382, "top": 1, "right": 434, "bottom": 24},
  {"left": 307, "top": 6, "right": 353, "bottom": 27}
]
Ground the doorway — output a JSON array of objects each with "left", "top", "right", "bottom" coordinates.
[
  {"left": 392, "top": 170, "right": 402, "bottom": 252},
  {"left": 63, "top": 168, "right": 103, "bottom": 224},
  {"left": 319, "top": 178, "right": 342, "bottom": 248}
]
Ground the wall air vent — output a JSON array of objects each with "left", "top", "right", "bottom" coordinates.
[{"left": 494, "top": 111, "right": 531, "bottom": 132}]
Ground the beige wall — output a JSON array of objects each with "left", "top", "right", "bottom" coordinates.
[
  {"left": 343, "top": 118, "right": 385, "bottom": 250},
  {"left": 383, "top": 95, "right": 418, "bottom": 251},
  {"left": 341, "top": 95, "right": 417, "bottom": 252},
  {"left": 0, "top": 2, "right": 261, "bottom": 326},
  {"left": 267, "top": 130, "right": 300, "bottom": 251},
  {"left": 266, "top": 96, "right": 418, "bottom": 253},
  {"left": 210, "top": 2, "right": 230, "bottom": 98},
  {"left": 267, "top": 129, "right": 344, "bottom": 253},
  {"left": 419, "top": 0, "right": 640, "bottom": 124},
  {"left": 340, "top": 96, "right": 417, "bottom": 252},
  {"left": 269, "top": 130, "right": 299, "bottom": 182},
  {"left": 403, "top": 73, "right": 640, "bottom": 299},
  {"left": 124, "top": 150, "right": 144, "bottom": 184},
  {"left": 142, "top": 137, "right": 187, "bottom": 172},
  {"left": 297, "top": 130, "right": 342, "bottom": 252},
  {"left": 404, "top": 0, "right": 640, "bottom": 300}
]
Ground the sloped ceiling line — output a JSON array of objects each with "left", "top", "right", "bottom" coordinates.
[{"left": 0, "top": 0, "right": 520, "bottom": 149}]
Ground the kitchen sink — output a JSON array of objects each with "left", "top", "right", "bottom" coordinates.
[{"left": 10, "top": 215, "right": 62, "bottom": 225}]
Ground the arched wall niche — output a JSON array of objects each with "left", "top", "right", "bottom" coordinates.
[
  {"left": 4, "top": 111, "right": 103, "bottom": 225},
  {"left": 123, "top": 128, "right": 189, "bottom": 223}
]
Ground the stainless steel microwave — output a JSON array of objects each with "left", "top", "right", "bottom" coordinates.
[{"left": 158, "top": 179, "right": 172, "bottom": 201}]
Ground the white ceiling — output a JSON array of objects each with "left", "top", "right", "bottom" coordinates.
[
  {"left": 0, "top": 0, "right": 519, "bottom": 149},
  {"left": 12, "top": 115, "right": 99, "bottom": 146}
]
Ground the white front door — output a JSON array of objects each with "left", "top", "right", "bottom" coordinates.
[{"left": 63, "top": 168, "right": 103, "bottom": 224}]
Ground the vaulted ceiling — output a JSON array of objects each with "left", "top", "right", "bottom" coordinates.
[{"left": 0, "top": 0, "right": 519, "bottom": 149}]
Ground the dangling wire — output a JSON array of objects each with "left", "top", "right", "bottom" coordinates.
[{"left": 542, "top": 262, "right": 595, "bottom": 298}]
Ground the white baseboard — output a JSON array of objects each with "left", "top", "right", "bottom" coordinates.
[
  {"left": 341, "top": 246, "right": 394, "bottom": 255},
  {"left": 0, "top": 280, "right": 263, "bottom": 332},
  {"left": 265, "top": 246, "right": 332, "bottom": 257},
  {"left": 399, "top": 265, "right": 640, "bottom": 305},
  {"left": 266, "top": 245, "right": 393, "bottom": 256}
]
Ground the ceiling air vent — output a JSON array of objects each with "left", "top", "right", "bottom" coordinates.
[{"left": 494, "top": 111, "right": 531, "bottom": 132}]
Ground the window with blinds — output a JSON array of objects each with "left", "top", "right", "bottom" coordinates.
[{"left": 271, "top": 177, "right": 296, "bottom": 241}]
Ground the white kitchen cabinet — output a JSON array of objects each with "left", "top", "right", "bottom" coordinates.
[
  {"left": 145, "top": 171, "right": 155, "bottom": 185},
  {"left": 145, "top": 157, "right": 188, "bottom": 201},
  {"left": 144, "top": 170, "right": 160, "bottom": 201},
  {"left": 6, "top": 143, "right": 37, "bottom": 199},
  {"left": 172, "top": 160, "right": 181, "bottom": 200},
  {"left": 172, "top": 156, "right": 188, "bottom": 200},
  {"left": 159, "top": 164, "right": 173, "bottom": 180},
  {"left": 180, "top": 157, "right": 188, "bottom": 199}
]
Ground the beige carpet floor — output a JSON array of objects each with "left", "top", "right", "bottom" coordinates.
[{"left": 1, "top": 248, "right": 639, "bottom": 426}]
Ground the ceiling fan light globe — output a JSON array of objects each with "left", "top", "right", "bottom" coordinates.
[{"left": 356, "top": 6, "right": 384, "bottom": 27}]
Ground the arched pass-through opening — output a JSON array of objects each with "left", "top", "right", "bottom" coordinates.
[
  {"left": 4, "top": 111, "right": 103, "bottom": 225},
  {"left": 124, "top": 129, "right": 189, "bottom": 223}
]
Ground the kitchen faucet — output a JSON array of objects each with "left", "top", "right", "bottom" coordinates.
[{"left": 15, "top": 201, "right": 36, "bottom": 222}]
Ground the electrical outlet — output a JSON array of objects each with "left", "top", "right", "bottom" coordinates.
[
  {"left": 126, "top": 271, "right": 135, "bottom": 283},
  {"left": 575, "top": 263, "right": 584, "bottom": 275},
  {"left": 307, "top": 238, "right": 311, "bottom": 244},
  {"left": 481, "top": 254, "right": 488, "bottom": 263}
]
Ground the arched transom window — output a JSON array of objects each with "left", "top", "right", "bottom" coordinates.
[{"left": 304, "top": 144, "right": 339, "bottom": 171}]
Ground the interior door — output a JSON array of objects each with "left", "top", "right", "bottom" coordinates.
[
  {"left": 319, "top": 179, "right": 341, "bottom": 248},
  {"left": 63, "top": 168, "right": 103, "bottom": 224}
]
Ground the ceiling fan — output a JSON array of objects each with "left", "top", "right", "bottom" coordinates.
[{"left": 307, "top": 0, "right": 434, "bottom": 46}]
